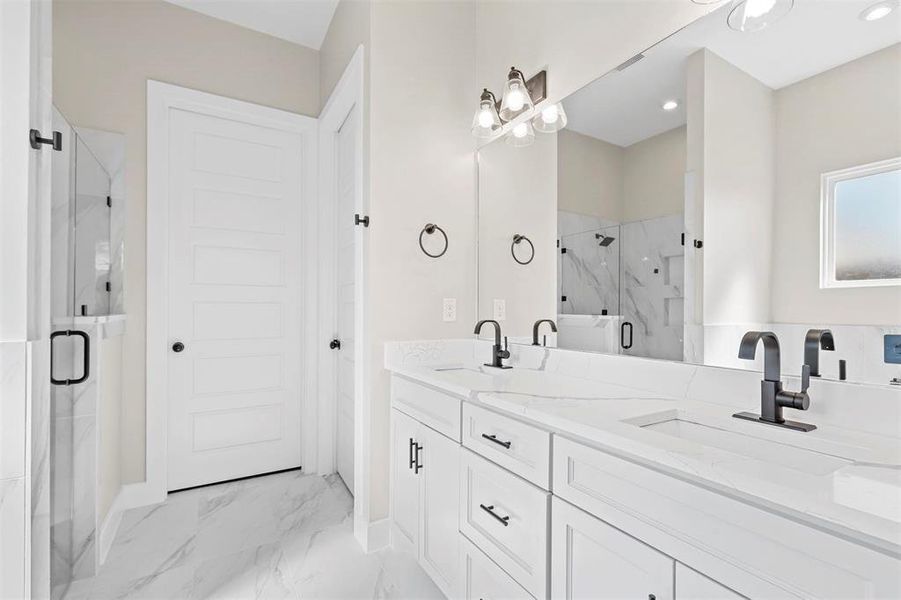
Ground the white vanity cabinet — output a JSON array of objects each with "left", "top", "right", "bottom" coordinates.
[
  {"left": 551, "top": 497, "right": 674, "bottom": 600},
  {"left": 675, "top": 564, "right": 746, "bottom": 599},
  {"left": 390, "top": 405, "right": 461, "bottom": 598}
]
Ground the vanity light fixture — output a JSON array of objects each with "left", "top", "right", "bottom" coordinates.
[
  {"left": 472, "top": 66, "right": 553, "bottom": 145},
  {"left": 499, "top": 67, "right": 535, "bottom": 121},
  {"left": 533, "top": 102, "right": 567, "bottom": 133},
  {"left": 661, "top": 100, "right": 679, "bottom": 111},
  {"left": 471, "top": 89, "right": 502, "bottom": 139},
  {"left": 859, "top": 0, "right": 896, "bottom": 21},
  {"left": 727, "top": 0, "right": 793, "bottom": 32},
  {"left": 506, "top": 120, "right": 536, "bottom": 147}
]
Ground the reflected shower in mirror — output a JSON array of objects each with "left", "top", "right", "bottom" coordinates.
[{"left": 477, "top": 0, "right": 901, "bottom": 386}]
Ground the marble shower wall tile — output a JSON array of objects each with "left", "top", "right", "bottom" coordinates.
[
  {"left": 31, "top": 338, "right": 53, "bottom": 600},
  {"left": 620, "top": 214, "right": 684, "bottom": 362},
  {"left": 70, "top": 414, "right": 97, "bottom": 580},
  {"left": 1, "top": 342, "right": 27, "bottom": 480},
  {"left": 558, "top": 210, "right": 620, "bottom": 316},
  {"left": 1, "top": 477, "right": 27, "bottom": 599},
  {"left": 556, "top": 314, "right": 621, "bottom": 354}
]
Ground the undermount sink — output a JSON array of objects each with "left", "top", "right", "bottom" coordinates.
[
  {"left": 431, "top": 365, "right": 498, "bottom": 388},
  {"left": 629, "top": 412, "right": 852, "bottom": 476}
]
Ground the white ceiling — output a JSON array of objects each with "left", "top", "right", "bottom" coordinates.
[
  {"left": 564, "top": 0, "right": 901, "bottom": 147},
  {"left": 163, "top": 0, "right": 339, "bottom": 50}
]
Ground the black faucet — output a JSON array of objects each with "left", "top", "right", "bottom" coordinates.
[
  {"left": 474, "top": 320, "right": 511, "bottom": 369},
  {"left": 804, "top": 329, "right": 834, "bottom": 377},
  {"left": 733, "top": 331, "right": 816, "bottom": 432},
  {"left": 532, "top": 319, "right": 557, "bottom": 346}
]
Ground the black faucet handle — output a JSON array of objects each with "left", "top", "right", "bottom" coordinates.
[
  {"left": 499, "top": 336, "right": 510, "bottom": 359},
  {"left": 800, "top": 364, "right": 810, "bottom": 393}
]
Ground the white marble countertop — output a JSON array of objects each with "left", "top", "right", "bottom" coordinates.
[{"left": 386, "top": 346, "right": 901, "bottom": 556}]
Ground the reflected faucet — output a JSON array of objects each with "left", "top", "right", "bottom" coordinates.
[
  {"left": 474, "top": 320, "right": 511, "bottom": 369},
  {"left": 804, "top": 329, "right": 835, "bottom": 378},
  {"left": 733, "top": 331, "right": 816, "bottom": 432},
  {"left": 532, "top": 319, "right": 557, "bottom": 346}
]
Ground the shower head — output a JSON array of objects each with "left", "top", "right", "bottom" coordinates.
[{"left": 595, "top": 233, "right": 616, "bottom": 247}]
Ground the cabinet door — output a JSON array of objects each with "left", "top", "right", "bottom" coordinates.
[
  {"left": 675, "top": 563, "right": 746, "bottom": 599},
  {"left": 551, "top": 497, "right": 674, "bottom": 600},
  {"left": 391, "top": 409, "right": 420, "bottom": 553},
  {"left": 419, "top": 424, "right": 461, "bottom": 598}
]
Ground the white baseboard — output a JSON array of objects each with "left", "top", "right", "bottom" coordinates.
[
  {"left": 98, "top": 489, "right": 126, "bottom": 566},
  {"left": 118, "top": 481, "right": 165, "bottom": 511},
  {"left": 354, "top": 515, "right": 390, "bottom": 553}
]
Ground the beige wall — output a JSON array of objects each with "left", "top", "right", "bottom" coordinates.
[
  {"left": 319, "top": 0, "right": 370, "bottom": 109},
  {"left": 556, "top": 126, "right": 686, "bottom": 223},
  {"left": 366, "top": 0, "right": 478, "bottom": 522},
  {"left": 699, "top": 50, "right": 776, "bottom": 326},
  {"left": 771, "top": 44, "right": 901, "bottom": 326},
  {"left": 557, "top": 129, "right": 623, "bottom": 221},
  {"left": 622, "top": 125, "right": 686, "bottom": 222},
  {"left": 53, "top": 0, "right": 320, "bottom": 482},
  {"left": 480, "top": 133, "right": 557, "bottom": 340}
]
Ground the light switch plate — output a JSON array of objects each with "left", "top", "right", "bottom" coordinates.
[
  {"left": 442, "top": 298, "right": 456, "bottom": 322},
  {"left": 493, "top": 299, "right": 506, "bottom": 321}
]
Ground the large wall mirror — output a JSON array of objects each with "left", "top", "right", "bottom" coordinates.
[{"left": 478, "top": 0, "right": 901, "bottom": 386}]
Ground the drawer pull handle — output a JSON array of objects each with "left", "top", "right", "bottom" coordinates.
[
  {"left": 414, "top": 443, "right": 423, "bottom": 474},
  {"left": 481, "top": 433, "right": 512, "bottom": 449},
  {"left": 479, "top": 503, "right": 510, "bottom": 526},
  {"left": 408, "top": 438, "right": 415, "bottom": 470}
]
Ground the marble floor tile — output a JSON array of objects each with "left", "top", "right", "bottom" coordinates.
[{"left": 65, "top": 471, "right": 444, "bottom": 600}]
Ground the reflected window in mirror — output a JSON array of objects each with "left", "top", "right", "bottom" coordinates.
[{"left": 821, "top": 157, "right": 901, "bottom": 289}]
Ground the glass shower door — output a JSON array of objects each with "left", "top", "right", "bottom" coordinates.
[{"left": 72, "top": 135, "right": 112, "bottom": 316}]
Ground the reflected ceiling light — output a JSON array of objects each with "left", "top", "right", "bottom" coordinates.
[
  {"left": 505, "top": 120, "right": 535, "bottom": 147},
  {"left": 499, "top": 67, "right": 537, "bottom": 121},
  {"left": 662, "top": 100, "right": 679, "bottom": 111},
  {"left": 471, "top": 89, "right": 502, "bottom": 139},
  {"left": 533, "top": 103, "right": 568, "bottom": 133},
  {"left": 727, "top": 0, "right": 793, "bottom": 32},
  {"left": 859, "top": 1, "right": 896, "bottom": 20}
]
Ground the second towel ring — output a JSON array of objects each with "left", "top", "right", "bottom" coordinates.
[
  {"left": 511, "top": 234, "right": 535, "bottom": 265},
  {"left": 419, "top": 223, "right": 448, "bottom": 258}
]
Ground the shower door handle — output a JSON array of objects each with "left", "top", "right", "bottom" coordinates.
[
  {"left": 50, "top": 329, "right": 90, "bottom": 386},
  {"left": 620, "top": 321, "right": 633, "bottom": 350}
]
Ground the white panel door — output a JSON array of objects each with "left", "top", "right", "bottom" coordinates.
[
  {"left": 335, "top": 109, "right": 357, "bottom": 494},
  {"left": 551, "top": 497, "right": 674, "bottom": 600},
  {"left": 167, "top": 107, "right": 304, "bottom": 491}
]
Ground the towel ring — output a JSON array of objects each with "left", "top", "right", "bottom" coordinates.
[
  {"left": 419, "top": 223, "right": 448, "bottom": 258},
  {"left": 511, "top": 234, "right": 534, "bottom": 265}
]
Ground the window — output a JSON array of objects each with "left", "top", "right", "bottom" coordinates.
[{"left": 820, "top": 157, "right": 901, "bottom": 288}]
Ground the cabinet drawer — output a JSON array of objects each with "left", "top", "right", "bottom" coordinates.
[
  {"left": 462, "top": 403, "right": 551, "bottom": 490},
  {"left": 461, "top": 535, "right": 534, "bottom": 600},
  {"left": 460, "top": 448, "right": 550, "bottom": 598},
  {"left": 391, "top": 375, "right": 461, "bottom": 442}
]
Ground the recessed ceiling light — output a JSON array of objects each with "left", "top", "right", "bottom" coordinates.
[
  {"left": 860, "top": 1, "right": 895, "bottom": 21},
  {"left": 662, "top": 100, "right": 679, "bottom": 111}
]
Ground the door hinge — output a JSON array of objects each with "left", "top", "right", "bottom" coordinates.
[
  {"left": 354, "top": 214, "right": 370, "bottom": 227},
  {"left": 560, "top": 247, "right": 567, "bottom": 254},
  {"left": 30, "top": 129, "right": 62, "bottom": 151},
  {"left": 106, "top": 196, "right": 111, "bottom": 208},
  {"left": 105, "top": 281, "right": 111, "bottom": 293},
  {"left": 561, "top": 295, "right": 567, "bottom": 302},
  {"left": 681, "top": 232, "right": 685, "bottom": 246}
]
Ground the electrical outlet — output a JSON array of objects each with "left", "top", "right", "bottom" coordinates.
[
  {"left": 442, "top": 298, "right": 457, "bottom": 322},
  {"left": 493, "top": 299, "right": 506, "bottom": 321}
]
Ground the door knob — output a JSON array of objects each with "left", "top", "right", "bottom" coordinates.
[
  {"left": 329, "top": 339, "right": 341, "bottom": 350},
  {"left": 172, "top": 342, "right": 185, "bottom": 353}
]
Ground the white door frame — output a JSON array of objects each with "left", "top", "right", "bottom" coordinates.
[
  {"left": 317, "top": 47, "right": 374, "bottom": 549},
  {"left": 144, "top": 81, "right": 318, "bottom": 504}
]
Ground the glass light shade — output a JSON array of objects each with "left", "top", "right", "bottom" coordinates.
[
  {"left": 471, "top": 101, "right": 501, "bottom": 139},
  {"left": 533, "top": 103, "right": 567, "bottom": 133},
  {"left": 499, "top": 68, "right": 534, "bottom": 122},
  {"left": 727, "top": 0, "right": 793, "bottom": 32},
  {"left": 505, "top": 120, "right": 535, "bottom": 148}
]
